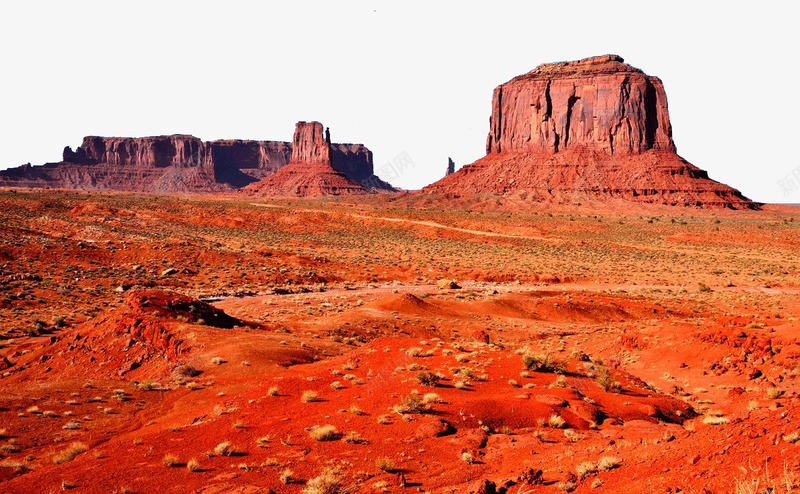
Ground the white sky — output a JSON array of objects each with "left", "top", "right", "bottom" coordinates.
[{"left": 1, "top": 1, "right": 797, "bottom": 202}]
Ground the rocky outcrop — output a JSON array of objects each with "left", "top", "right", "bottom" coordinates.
[
  {"left": 290, "top": 122, "right": 331, "bottom": 164},
  {"left": 243, "top": 121, "right": 376, "bottom": 197},
  {"left": 446, "top": 157, "right": 455, "bottom": 176},
  {"left": 426, "top": 55, "right": 756, "bottom": 209},
  {"left": 0, "top": 125, "right": 391, "bottom": 193},
  {"left": 485, "top": 55, "right": 675, "bottom": 156}
]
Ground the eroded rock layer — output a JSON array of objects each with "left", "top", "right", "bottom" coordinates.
[
  {"left": 427, "top": 55, "right": 755, "bottom": 209},
  {"left": 243, "top": 121, "right": 373, "bottom": 197},
  {"left": 0, "top": 126, "right": 388, "bottom": 193}
]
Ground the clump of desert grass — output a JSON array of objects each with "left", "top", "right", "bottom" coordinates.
[
  {"left": 162, "top": 453, "right": 180, "bottom": 467},
  {"left": 308, "top": 425, "right": 340, "bottom": 441},
  {"left": 522, "top": 352, "right": 566, "bottom": 373},
  {"left": 52, "top": 442, "right": 88, "bottom": 464},
  {"left": 301, "top": 390, "right": 320, "bottom": 403},
  {"left": 415, "top": 371, "right": 441, "bottom": 386},
  {"left": 213, "top": 441, "right": 234, "bottom": 456}
]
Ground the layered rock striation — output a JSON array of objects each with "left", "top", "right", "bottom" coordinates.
[
  {"left": 427, "top": 55, "right": 755, "bottom": 208},
  {"left": 0, "top": 125, "right": 389, "bottom": 194},
  {"left": 243, "top": 121, "right": 384, "bottom": 196}
]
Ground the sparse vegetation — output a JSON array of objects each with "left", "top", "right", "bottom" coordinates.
[
  {"left": 280, "top": 468, "right": 296, "bottom": 484},
  {"left": 394, "top": 394, "right": 426, "bottom": 414},
  {"left": 162, "top": 453, "right": 180, "bottom": 467},
  {"left": 766, "top": 386, "right": 784, "bottom": 399},
  {"left": 522, "top": 352, "right": 566, "bottom": 373},
  {"left": 343, "top": 431, "right": 367, "bottom": 444},
  {"left": 597, "top": 456, "right": 622, "bottom": 471},
  {"left": 422, "top": 392, "right": 443, "bottom": 404},
  {"left": 53, "top": 442, "right": 88, "bottom": 464},
  {"left": 549, "top": 415, "right": 567, "bottom": 429},
  {"left": 703, "top": 415, "right": 730, "bottom": 426},
  {"left": 596, "top": 366, "right": 621, "bottom": 392},
  {"left": 214, "top": 441, "right": 233, "bottom": 456},
  {"left": 309, "top": 425, "right": 340, "bottom": 441},
  {"left": 576, "top": 461, "right": 597, "bottom": 479},
  {"left": 303, "top": 472, "right": 342, "bottom": 494},
  {"left": 375, "top": 457, "right": 396, "bottom": 472},
  {"left": 415, "top": 371, "right": 440, "bottom": 386},
  {"left": 301, "top": 390, "right": 320, "bottom": 403}
]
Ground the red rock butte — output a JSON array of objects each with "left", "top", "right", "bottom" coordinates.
[
  {"left": 425, "top": 54, "right": 756, "bottom": 209},
  {"left": 0, "top": 124, "right": 392, "bottom": 194},
  {"left": 242, "top": 121, "right": 391, "bottom": 196}
]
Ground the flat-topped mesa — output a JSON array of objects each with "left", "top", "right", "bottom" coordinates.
[
  {"left": 0, "top": 123, "right": 391, "bottom": 193},
  {"left": 486, "top": 54, "right": 676, "bottom": 156},
  {"left": 63, "top": 135, "right": 210, "bottom": 169},
  {"left": 424, "top": 54, "right": 756, "bottom": 209}
]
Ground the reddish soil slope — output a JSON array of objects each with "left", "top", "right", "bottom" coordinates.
[{"left": 0, "top": 191, "right": 798, "bottom": 493}]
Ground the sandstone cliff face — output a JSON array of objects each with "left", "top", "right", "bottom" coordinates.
[
  {"left": 290, "top": 121, "right": 330, "bottom": 164},
  {"left": 0, "top": 124, "right": 389, "bottom": 193},
  {"left": 486, "top": 55, "right": 675, "bottom": 156},
  {"left": 427, "top": 55, "right": 755, "bottom": 209},
  {"left": 243, "top": 121, "right": 369, "bottom": 197},
  {"left": 331, "top": 144, "right": 374, "bottom": 184}
]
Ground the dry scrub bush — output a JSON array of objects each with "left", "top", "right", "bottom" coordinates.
[
  {"left": 522, "top": 353, "right": 566, "bottom": 373},
  {"left": 162, "top": 454, "right": 179, "bottom": 467},
  {"left": 549, "top": 415, "right": 567, "bottom": 429},
  {"left": 703, "top": 415, "right": 730, "bottom": 425},
  {"left": 422, "top": 393, "right": 442, "bottom": 404},
  {"left": 415, "top": 371, "right": 440, "bottom": 387},
  {"left": 766, "top": 386, "right": 784, "bottom": 399},
  {"left": 576, "top": 461, "right": 597, "bottom": 479},
  {"left": 395, "top": 394, "right": 426, "bottom": 414},
  {"left": 186, "top": 458, "right": 201, "bottom": 472},
  {"left": 783, "top": 432, "right": 800, "bottom": 444},
  {"left": 214, "top": 441, "right": 233, "bottom": 456},
  {"left": 280, "top": 468, "right": 295, "bottom": 484},
  {"left": 595, "top": 366, "right": 621, "bottom": 392},
  {"left": 309, "top": 425, "right": 340, "bottom": 441},
  {"left": 301, "top": 390, "right": 320, "bottom": 403},
  {"left": 303, "top": 472, "right": 343, "bottom": 494},
  {"left": 597, "top": 456, "right": 622, "bottom": 471},
  {"left": 375, "top": 457, "right": 396, "bottom": 472},
  {"left": 53, "top": 442, "right": 88, "bottom": 464},
  {"left": 343, "top": 432, "right": 367, "bottom": 444},
  {"left": 557, "top": 480, "right": 577, "bottom": 492}
]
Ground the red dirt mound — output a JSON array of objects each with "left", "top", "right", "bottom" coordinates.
[{"left": 2, "top": 290, "right": 244, "bottom": 381}]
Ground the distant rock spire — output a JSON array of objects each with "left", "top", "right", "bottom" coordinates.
[{"left": 446, "top": 157, "right": 455, "bottom": 176}]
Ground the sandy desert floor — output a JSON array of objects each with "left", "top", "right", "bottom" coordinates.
[{"left": 0, "top": 189, "right": 799, "bottom": 493}]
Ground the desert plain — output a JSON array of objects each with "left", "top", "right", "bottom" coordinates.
[{"left": 0, "top": 189, "right": 798, "bottom": 493}]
